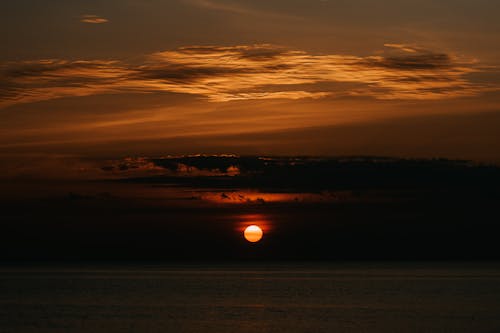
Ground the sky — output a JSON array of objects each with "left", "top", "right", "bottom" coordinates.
[
  {"left": 2, "top": 155, "right": 500, "bottom": 260},
  {"left": 1, "top": 1, "right": 500, "bottom": 261},
  {"left": 1, "top": 0, "right": 500, "bottom": 180}
]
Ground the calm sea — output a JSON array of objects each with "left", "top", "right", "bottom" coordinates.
[{"left": 1, "top": 263, "right": 500, "bottom": 333}]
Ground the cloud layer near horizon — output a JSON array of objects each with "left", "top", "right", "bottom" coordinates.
[{"left": 1, "top": 44, "right": 494, "bottom": 108}]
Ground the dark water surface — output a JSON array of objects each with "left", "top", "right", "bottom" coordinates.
[{"left": 1, "top": 263, "right": 500, "bottom": 333}]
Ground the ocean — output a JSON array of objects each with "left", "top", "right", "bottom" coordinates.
[{"left": 1, "top": 263, "right": 500, "bottom": 332}]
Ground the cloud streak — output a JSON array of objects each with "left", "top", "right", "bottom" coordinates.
[
  {"left": 80, "top": 15, "right": 109, "bottom": 24},
  {"left": 0, "top": 44, "right": 495, "bottom": 108},
  {"left": 184, "top": 0, "right": 301, "bottom": 20}
]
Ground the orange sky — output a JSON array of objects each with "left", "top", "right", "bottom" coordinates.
[{"left": 1, "top": 0, "right": 500, "bottom": 179}]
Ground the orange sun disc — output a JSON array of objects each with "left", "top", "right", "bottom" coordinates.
[{"left": 244, "top": 225, "right": 263, "bottom": 243}]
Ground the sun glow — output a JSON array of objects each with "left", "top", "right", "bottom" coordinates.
[{"left": 244, "top": 225, "right": 263, "bottom": 243}]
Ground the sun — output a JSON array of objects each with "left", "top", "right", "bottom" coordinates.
[{"left": 244, "top": 225, "right": 263, "bottom": 243}]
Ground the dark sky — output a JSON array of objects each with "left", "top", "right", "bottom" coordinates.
[{"left": 2, "top": 156, "right": 500, "bottom": 261}]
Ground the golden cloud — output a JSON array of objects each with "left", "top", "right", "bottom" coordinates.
[
  {"left": 80, "top": 15, "right": 109, "bottom": 24},
  {"left": 0, "top": 44, "right": 496, "bottom": 108}
]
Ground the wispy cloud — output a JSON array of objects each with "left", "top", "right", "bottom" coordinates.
[
  {"left": 80, "top": 15, "right": 109, "bottom": 24},
  {"left": 383, "top": 43, "right": 421, "bottom": 53},
  {"left": 184, "top": 0, "right": 300, "bottom": 20},
  {"left": 0, "top": 44, "right": 496, "bottom": 108},
  {"left": 186, "top": 0, "right": 259, "bottom": 15}
]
